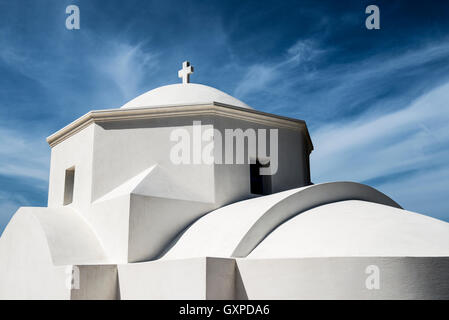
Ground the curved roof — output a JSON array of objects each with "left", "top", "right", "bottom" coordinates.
[
  {"left": 249, "top": 200, "right": 449, "bottom": 258},
  {"left": 121, "top": 83, "right": 251, "bottom": 109},
  {"left": 0, "top": 207, "right": 108, "bottom": 265},
  {"left": 162, "top": 187, "right": 303, "bottom": 260},
  {"left": 162, "top": 182, "right": 418, "bottom": 260},
  {"left": 232, "top": 182, "right": 400, "bottom": 257}
]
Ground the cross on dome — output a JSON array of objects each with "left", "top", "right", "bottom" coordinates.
[{"left": 178, "top": 61, "right": 194, "bottom": 84}]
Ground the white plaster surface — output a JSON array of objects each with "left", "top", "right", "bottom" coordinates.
[
  {"left": 121, "top": 83, "right": 251, "bottom": 109},
  {"left": 249, "top": 200, "right": 449, "bottom": 258},
  {"left": 88, "top": 194, "right": 131, "bottom": 263},
  {"left": 47, "top": 123, "right": 95, "bottom": 214},
  {"left": 71, "top": 265, "right": 119, "bottom": 300},
  {"left": 0, "top": 206, "right": 108, "bottom": 265},
  {"left": 236, "top": 257, "right": 449, "bottom": 299},
  {"left": 162, "top": 182, "right": 405, "bottom": 259},
  {"left": 162, "top": 188, "right": 304, "bottom": 259},
  {"left": 0, "top": 207, "right": 88, "bottom": 299},
  {"left": 118, "top": 258, "right": 207, "bottom": 299},
  {"left": 118, "top": 257, "right": 235, "bottom": 300}
]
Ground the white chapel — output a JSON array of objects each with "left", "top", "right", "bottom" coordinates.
[{"left": 0, "top": 62, "right": 448, "bottom": 299}]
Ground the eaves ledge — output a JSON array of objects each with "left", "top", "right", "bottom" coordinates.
[{"left": 46, "top": 102, "right": 314, "bottom": 152}]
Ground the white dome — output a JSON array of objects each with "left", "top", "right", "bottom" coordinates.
[
  {"left": 161, "top": 182, "right": 449, "bottom": 259},
  {"left": 249, "top": 200, "right": 449, "bottom": 258},
  {"left": 162, "top": 187, "right": 302, "bottom": 260},
  {"left": 121, "top": 83, "right": 251, "bottom": 109}
]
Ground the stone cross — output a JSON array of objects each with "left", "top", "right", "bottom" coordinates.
[{"left": 178, "top": 61, "right": 194, "bottom": 84}]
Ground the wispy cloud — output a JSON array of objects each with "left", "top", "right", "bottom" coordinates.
[
  {"left": 311, "top": 81, "right": 449, "bottom": 218},
  {"left": 376, "top": 165, "right": 449, "bottom": 221},
  {"left": 234, "top": 39, "right": 323, "bottom": 98},
  {"left": 0, "top": 128, "right": 49, "bottom": 236},
  {"left": 91, "top": 41, "right": 159, "bottom": 101},
  {"left": 296, "top": 42, "right": 449, "bottom": 122},
  {"left": 232, "top": 36, "right": 449, "bottom": 126},
  {"left": 234, "top": 64, "right": 279, "bottom": 98},
  {"left": 0, "top": 128, "right": 49, "bottom": 182},
  {"left": 0, "top": 192, "right": 22, "bottom": 236}
]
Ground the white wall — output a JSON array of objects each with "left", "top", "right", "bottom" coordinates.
[
  {"left": 118, "top": 258, "right": 208, "bottom": 299},
  {"left": 88, "top": 194, "right": 131, "bottom": 263},
  {"left": 48, "top": 124, "right": 95, "bottom": 214},
  {"left": 0, "top": 209, "right": 70, "bottom": 299},
  {"left": 213, "top": 117, "right": 310, "bottom": 205},
  {"left": 91, "top": 117, "right": 215, "bottom": 202},
  {"left": 45, "top": 112, "right": 312, "bottom": 265},
  {"left": 128, "top": 194, "right": 215, "bottom": 262},
  {"left": 117, "top": 257, "right": 235, "bottom": 300},
  {"left": 71, "top": 265, "right": 119, "bottom": 300},
  {"left": 237, "top": 257, "right": 449, "bottom": 299}
]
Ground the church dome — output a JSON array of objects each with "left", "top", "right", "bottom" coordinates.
[
  {"left": 161, "top": 182, "right": 449, "bottom": 260},
  {"left": 121, "top": 83, "right": 251, "bottom": 109},
  {"left": 248, "top": 200, "right": 449, "bottom": 258}
]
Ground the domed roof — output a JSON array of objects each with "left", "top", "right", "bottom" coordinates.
[
  {"left": 161, "top": 182, "right": 449, "bottom": 260},
  {"left": 121, "top": 83, "right": 251, "bottom": 109},
  {"left": 249, "top": 200, "right": 449, "bottom": 258}
]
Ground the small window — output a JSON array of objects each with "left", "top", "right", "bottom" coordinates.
[
  {"left": 250, "top": 160, "right": 272, "bottom": 195},
  {"left": 63, "top": 167, "right": 75, "bottom": 205}
]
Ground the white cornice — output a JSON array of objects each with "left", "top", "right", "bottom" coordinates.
[{"left": 46, "top": 102, "right": 314, "bottom": 152}]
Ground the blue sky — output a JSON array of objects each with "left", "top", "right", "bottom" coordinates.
[{"left": 1, "top": 0, "right": 449, "bottom": 234}]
